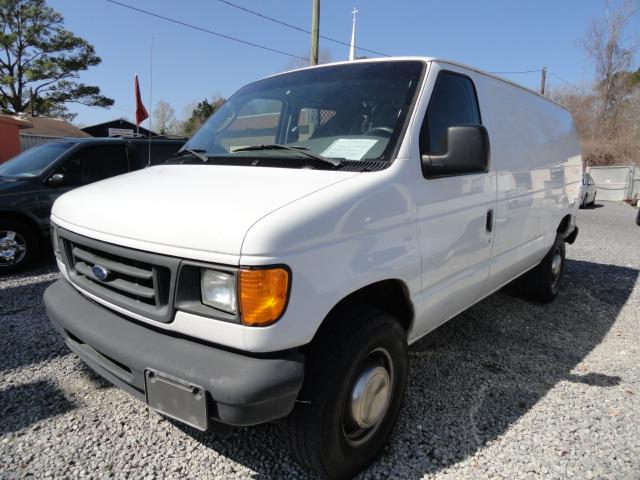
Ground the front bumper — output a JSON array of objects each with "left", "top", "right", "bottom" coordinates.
[{"left": 44, "top": 279, "right": 304, "bottom": 427}]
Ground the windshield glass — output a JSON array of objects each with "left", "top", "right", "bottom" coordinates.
[
  {"left": 0, "top": 142, "right": 74, "bottom": 177},
  {"left": 185, "top": 61, "right": 424, "bottom": 165}
]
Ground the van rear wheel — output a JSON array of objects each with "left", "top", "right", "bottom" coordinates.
[
  {"left": 284, "top": 307, "right": 408, "bottom": 479},
  {"left": 518, "top": 233, "right": 565, "bottom": 303}
]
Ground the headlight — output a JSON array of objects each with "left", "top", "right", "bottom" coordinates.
[{"left": 201, "top": 269, "right": 237, "bottom": 314}]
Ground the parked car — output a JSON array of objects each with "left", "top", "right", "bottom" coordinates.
[
  {"left": 579, "top": 172, "right": 597, "bottom": 208},
  {"left": 0, "top": 137, "right": 185, "bottom": 272},
  {"left": 43, "top": 58, "right": 581, "bottom": 478}
]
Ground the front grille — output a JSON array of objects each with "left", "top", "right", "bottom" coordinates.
[{"left": 58, "top": 228, "right": 180, "bottom": 323}]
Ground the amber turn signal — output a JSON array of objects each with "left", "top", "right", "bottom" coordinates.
[{"left": 238, "top": 267, "right": 289, "bottom": 326}]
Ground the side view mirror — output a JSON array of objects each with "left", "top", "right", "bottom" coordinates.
[
  {"left": 421, "top": 125, "right": 490, "bottom": 178},
  {"left": 47, "top": 173, "right": 65, "bottom": 187}
]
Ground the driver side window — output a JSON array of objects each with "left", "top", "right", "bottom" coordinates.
[
  {"left": 56, "top": 145, "right": 129, "bottom": 186},
  {"left": 420, "top": 72, "right": 481, "bottom": 155}
]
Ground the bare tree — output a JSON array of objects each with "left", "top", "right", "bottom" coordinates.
[
  {"left": 555, "top": 0, "right": 640, "bottom": 166},
  {"left": 153, "top": 100, "right": 176, "bottom": 135},
  {"left": 582, "top": 0, "right": 639, "bottom": 134}
]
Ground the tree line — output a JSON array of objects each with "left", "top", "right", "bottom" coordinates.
[
  {"left": 152, "top": 96, "right": 225, "bottom": 137},
  {"left": 549, "top": 0, "right": 638, "bottom": 166}
]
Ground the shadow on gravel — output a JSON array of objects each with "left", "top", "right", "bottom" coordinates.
[
  {"left": 0, "top": 263, "right": 67, "bottom": 374},
  {"left": 168, "top": 259, "right": 637, "bottom": 479},
  {"left": 376, "top": 258, "right": 637, "bottom": 477},
  {"left": 0, "top": 379, "right": 76, "bottom": 435}
]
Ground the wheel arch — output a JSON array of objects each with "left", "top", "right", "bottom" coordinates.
[
  {"left": 556, "top": 213, "right": 578, "bottom": 244},
  {"left": 310, "top": 279, "right": 414, "bottom": 346},
  {"left": 0, "top": 210, "right": 43, "bottom": 238},
  {"left": 556, "top": 214, "right": 572, "bottom": 235}
]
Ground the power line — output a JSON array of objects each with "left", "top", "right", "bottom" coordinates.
[
  {"left": 104, "top": 0, "right": 309, "bottom": 61},
  {"left": 489, "top": 69, "right": 543, "bottom": 74},
  {"left": 100, "top": 2, "right": 582, "bottom": 91},
  {"left": 550, "top": 73, "right": 581, "bottom": 91},
  {"left": 216, "top": 0, "right": 390, "bottom": 57}
]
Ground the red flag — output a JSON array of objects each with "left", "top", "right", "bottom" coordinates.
[{"left": 134, "top": 74, "right": 148, "bottom": 126}]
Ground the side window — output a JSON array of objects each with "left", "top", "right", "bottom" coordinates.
[
  {"left": 57, "top": 145, "right": 129, "bottom": 186},
  {"left": 420, "top": 72, "right": 481, "bottom": 155}
]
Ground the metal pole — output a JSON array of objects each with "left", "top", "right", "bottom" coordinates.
[
  {"left": 148, "top": 36, "right": 153, "bottom": 166},
  {"left": 349, "top": 7, "right": 358, "bottom": 61},
  {"left": 310, "top": 0, "right": 320, "bottom": 65},
  {"left": 540, "top": 66, "right": 547, "bottom": 95}
]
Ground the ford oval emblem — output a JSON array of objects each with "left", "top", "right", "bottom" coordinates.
[{"left": 91, "top": 265, "right": 109, "bottom": 281}]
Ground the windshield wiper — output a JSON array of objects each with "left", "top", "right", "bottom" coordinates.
[
  {"left": 174, "top": 148, "right": 209, "bottom": 163},
  {"left": 232, "top": 144, "right": 342, "bottom": 168}
]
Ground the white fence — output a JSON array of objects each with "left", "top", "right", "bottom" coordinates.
[
  {"left": 632, "top": 166, "right": 640, "bottom": 200},
  {"left": 587, "top": 165, "right": 638, "bottom": 202}
]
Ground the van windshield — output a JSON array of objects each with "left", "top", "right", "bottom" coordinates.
[
  {"left": 184, "top": 61, "right": 424, "bottom": 168},
  {"left": 0, "top": 142, "right": 74, "bottom": 178}
]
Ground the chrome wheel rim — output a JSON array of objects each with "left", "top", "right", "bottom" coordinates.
[
  {"left": 0, "top": 230, "right": 27, "bottom": 267},
  {"left": 343, "top": 347, "right": 394, "bottom": 447}
]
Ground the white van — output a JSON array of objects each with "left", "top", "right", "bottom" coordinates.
[{"left": 44, "top": 57, "right": 581, "bottom": 478}]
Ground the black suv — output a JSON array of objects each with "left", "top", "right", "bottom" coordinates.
[{"left": 0, "top": 137, "right": 185, "bottom": 273}]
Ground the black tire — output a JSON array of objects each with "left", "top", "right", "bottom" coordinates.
[
  {"left": 284, "top": 306, "right": 408, "bottom": 479},
  {"left": 517, "top": 233, "right": 565, "bottom": 303},
  {"left": 0, "top": 220, "right": 39, "bottom": 274}
]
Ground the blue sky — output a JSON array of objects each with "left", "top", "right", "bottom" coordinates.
[{"left": 47, "top": 0, "right": 640, "bottom": 128}]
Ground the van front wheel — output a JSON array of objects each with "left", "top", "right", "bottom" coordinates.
[{"left": 285, "top": 307, "right": 408, "bottom": 479}]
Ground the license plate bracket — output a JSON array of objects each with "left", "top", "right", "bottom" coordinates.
[{"left": 144, "top": 370, "right": 208, "bottom": 431}]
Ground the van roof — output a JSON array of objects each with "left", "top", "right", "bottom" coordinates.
[{"left": 263, "top": 56, "right": 569, "bottom": 112}]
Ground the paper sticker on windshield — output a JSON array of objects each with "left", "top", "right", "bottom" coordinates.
[{"left": 321, "top": 139, "right": 378, "bottom": 160}]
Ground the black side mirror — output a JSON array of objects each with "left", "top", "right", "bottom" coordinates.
[
  {"left": 421, "top": 125, "right": 490, "bottom": 178},
  {"left": 47, "top": 173, "right": 65, "bottom": 187}
]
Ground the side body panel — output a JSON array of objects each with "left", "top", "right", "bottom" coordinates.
[
  {"left": 0, "top": 176, "right": 48, "bottom": 233},
  {"left": 472, "top": 73, "right": 582, "bottom": 295}
]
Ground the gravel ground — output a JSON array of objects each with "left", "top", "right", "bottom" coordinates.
[{"left": 1, "top": 202, "right": 639, "bottom": 479}]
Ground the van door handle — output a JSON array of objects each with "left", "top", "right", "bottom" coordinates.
[{"left": 486, "top": 209, "right": 494, "bottom": 232}]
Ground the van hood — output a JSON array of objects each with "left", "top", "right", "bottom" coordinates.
[{"left": 52, "top": 164, "right": 359, "bottom": 260}]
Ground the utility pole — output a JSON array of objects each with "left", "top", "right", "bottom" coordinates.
[
  {"left": 540, "top": 66, "right": 547, "bottom": 95},
  {"left": 310, "top": 0, "right": 320, "bottom": 65},
  {"left": 29, "top": 88, "right": 35, "bottom": 116}
]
